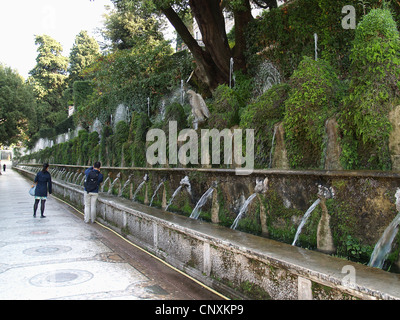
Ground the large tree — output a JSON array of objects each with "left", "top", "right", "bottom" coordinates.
[
  {"left": 0, "top": 65, "right": 36, "bottom": 146},
  {"left": 68, "top": 30, "right": 100, "bottom": 84},
  {"left": 111, "top": 0, "right": 279, "bottom": 91},
  {"left": 101, "top": 5, "right": 165, "bottom": 51},
  {"left": 28, "top": 35, "right": 69, "bottom": 129}
]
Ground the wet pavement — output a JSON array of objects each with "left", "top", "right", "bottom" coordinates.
[{"left": 0, "top": 168, "right": 223, "bottom": 300}]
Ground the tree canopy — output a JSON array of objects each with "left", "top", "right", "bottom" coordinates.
[
  {"left": 0, "top": 64, "right": 36, "bottom": 146},
  {"left": 110, "top": 0, "right": 281, "bottom": 92},
  {"left": 27, "top": 35, "right": 69, "bottom": 133},
  {"left": 29, "top": 35, "right": 69, "bottom": 101},
  {"left": 68, "top": 30, "right": 100, "bottom": 84}
]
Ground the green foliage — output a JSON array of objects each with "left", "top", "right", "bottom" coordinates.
[
  {"left": 20, "top": 0, "right": 400, "bottom": 175},
  {"left": 0, "top": 64, "right": 36, "bottom": 146},
  {"left": 338, "top": 235, "right": 372, "bottom": 263},
  {"left": 315, "top": 0, "right": 359, "bottom": 77},
  {"left": 83, "top": 45, "right": 193, "bottom": 123},
  {"left": 68, "top": 30, "right": 100, "bottom": 84},
  {"left": 232, "top": 71, "right": 253, "bottom": 108},
  {"left": 339, "top": 8, "right": 400, "bottom": 170},
  {"left": 28, "top": 35, "right": 69, "bottom": 130},
  {"left": 206, "top": 72, "right": 254, "bottom": 132},
  {"left": 121, "top": 111, "right": 141, "bottom": 166},
  {"left": 163, "top": 102, "right": 187, "bottom": 132},
  {"left": 132, "top": 113, "right": 151, "bottom": 167},
  {"left": 245, "top": 0, "right": 320, "bottom": 80},
  {"left": 73, "top": 81, "right": 93, "bottom": 108},
  {"left": 283, "top": 56, "right": 341, "bottom": 169},
  {"left": 207, "top": 85, "right": 240, "bottom": 130},
  {"left": 240, "top": 83, "right": 290, "bottom": 168},
  {"left": 76, "top": 130, "right": 89, "bottom": 165},
  {"left": 87, "top": 131, "right": 100, "bottom": 164},
  {"left": 38, "top": 128, "right": 56, "bottom": 139},
  {"left": 245, "top": 0, "right": 396, "bottom": 80},
  {"left": 122, "top": 141, "right": 132, "bottom": 166},
  {"left": 128, "top": 111, "right": 137, "bottom": 141},
  {"left": 54, "top": 116, "right": 75, "bottom": 136},
  {"left": 115, "top": 121, "right": 130, "bottom": 145},
  {"left": 114, "top": 121, "right": 130, "bottom": 166},
  {"left": 100, "top": 125, "right": 113, "bottom": 165},
  {"left": 102, "top": 5, "right": 165, "bottom": 51},
  {"left": 144, "top": 103, "right": 186, "bottom": 167}
]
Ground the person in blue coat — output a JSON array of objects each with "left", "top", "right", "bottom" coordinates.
[{"left": 31, "top": 163, "right": 52, "bottom": 218}]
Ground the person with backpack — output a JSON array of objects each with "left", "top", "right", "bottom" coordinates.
[{"left": 84, "top": 161, "right": 103, "bottom": 223}]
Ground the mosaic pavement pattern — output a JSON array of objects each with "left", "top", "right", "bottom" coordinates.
[{"left": 0, "top": 169, "right": 179, "bottom": 300}]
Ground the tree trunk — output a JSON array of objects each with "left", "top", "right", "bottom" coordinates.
[
  {"left": 161, "top": 5, "right": 224, "bottom": 90},
  {"left": 189, "top": 0, "right": 231, "bottom": 81},
  {"left": 233, "top": 1, "right": 254, "bottom": 72},
  {"left": 162, "top": 0, "right": 255, "bottom": 92}
]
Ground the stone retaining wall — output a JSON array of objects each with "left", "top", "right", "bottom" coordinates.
[
  {"left": 18, "top": 164, "right": 400, "bottom": 261},
  {"left": 15, "top": 166, "right": 400, "bottom": 300}
]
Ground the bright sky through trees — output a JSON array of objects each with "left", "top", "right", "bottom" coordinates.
[{"left": 0, "top": 0, "right": 111, "bottom": 79}]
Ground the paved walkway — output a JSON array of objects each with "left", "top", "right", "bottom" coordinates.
[{"left": 0, "top": 167, "right": 222, "bottom": 300}]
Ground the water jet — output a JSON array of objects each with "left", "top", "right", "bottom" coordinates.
[
  {"left": 132, "top": 174, "right": 149, "bottom": 201},
  {"left": 190, "top": 181, "right": 218, "bottom": 220},
  {"left": 165, "top": 176, "right": 191, "bottom": 211},
  {"left": 369, "top": 188, "right": 400, "bottom": 268}
]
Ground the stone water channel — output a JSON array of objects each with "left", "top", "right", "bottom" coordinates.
[{"left": 15, "top": 164, "right": 400, "bottom": 299}]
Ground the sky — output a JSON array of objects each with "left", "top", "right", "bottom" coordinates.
[
  {"left": 0, "top": 0, "right": 113, "bottom": 80},
  {"left": 0, "top": 1, "right": 270, "bottom": 81}
]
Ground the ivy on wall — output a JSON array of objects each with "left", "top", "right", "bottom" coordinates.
[
  {"left": 338, "top": 8, "right": 400, "bottom": 170},
  {"left": 283, "top": 56, "right": 341, "bottom": 169},
  {"left": 240, "top": 83, "right": 290, "bottom": 168},
  {"left": 20, "top": 2, "right": 400, "bottom": 173}
]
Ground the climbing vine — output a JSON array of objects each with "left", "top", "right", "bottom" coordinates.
[
  {"left": 338, "top": 8, "right": 400, "bottom": 170},
  {"left": 283, "top": 56, "right": 341, "bottom": 169}
]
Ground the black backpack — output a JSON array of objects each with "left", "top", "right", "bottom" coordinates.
[{"left": 85, "top": 170, "right": 100, "bottom": 193}]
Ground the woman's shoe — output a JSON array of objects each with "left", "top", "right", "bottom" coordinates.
[{"left": 40, "top": 215, "right": 46, "bottom": 218}]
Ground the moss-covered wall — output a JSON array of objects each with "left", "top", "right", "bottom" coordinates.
[
  {"left": 21, "top": 164, "right": 400, "bottom": 271},
  {"left": 17, "top": 165, "right": 400, "bottom": 299}
]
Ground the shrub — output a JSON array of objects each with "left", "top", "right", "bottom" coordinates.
[
  {"left": 163, "top": 102, "right": 187, "bottom": 132},
  {"left": 87, "top": 131, "right": 100, "bottom": 164},
  {"left": 122, "top": 142, "right": 132, "bottom": 167},
  {"left": 339, "top": 8, "right": 400, "bottom": 170},
  {"left": 39, "top": 128, "right": 56, "bottom": 139},
  {"left": 132, "top": 113, "right": 150, "bottom": 167},
  {"left": 283, "top": 56, "right": 340, "bottom": 169},
  {"left": 55, "top": 116, "right": 75, "bottom": 135},
  {"left": 73, "top": 81, "right": 93, "bottom": 108},
  {"left": 240, "top": 83, "right": 290, "bottom": 168},
  {"left": 77, "top": 130, "right": 89, "bottom": 165},
  {"left": 207, "top": 85, "right": 240, "bottom": 130},
  {"left": 114, "top": 121, "right": 129, "bottom": 166},
  {"left": 245, "top": 0, "right": 320, "bottom": 80},
  {"left": 100, "top": 125, "right": 113, "bottom": 165},
  {"left": 245, "top": 0, "right": 395, "bottom": 81}
]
